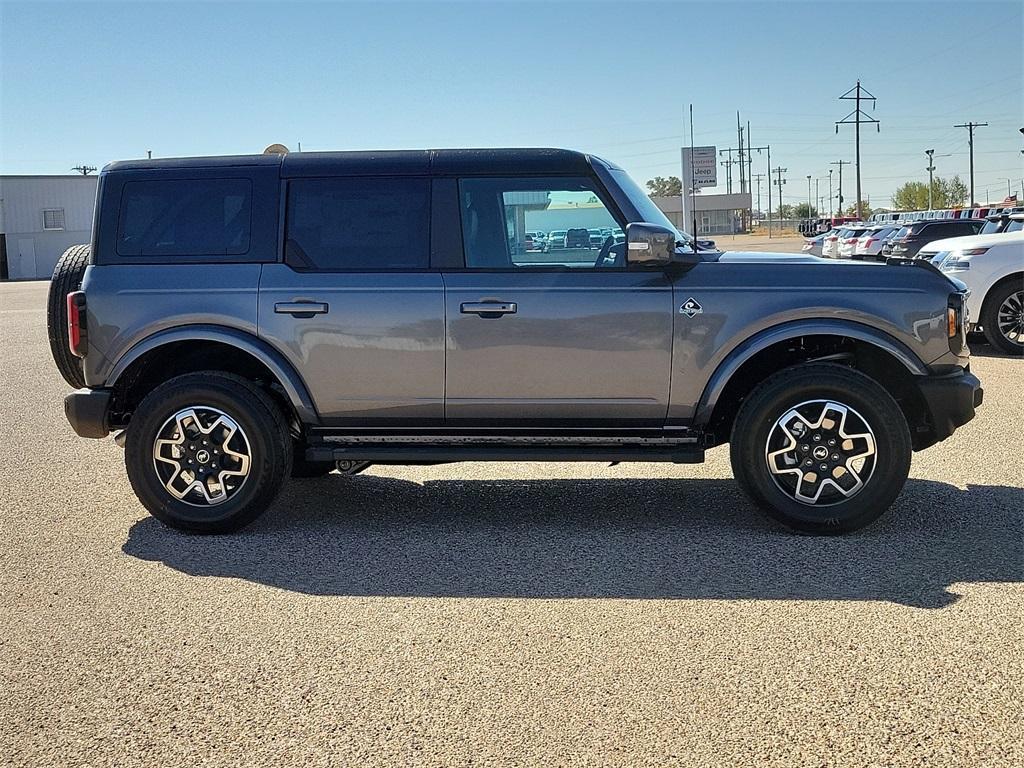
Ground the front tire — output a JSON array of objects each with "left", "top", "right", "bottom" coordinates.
[
  {"left": 125, "top": 372, "right": 292, "bottom": 533},
  {"left": 730, "top": 363, "right": 911, "bottom": 534},
  {"left": 981, "top": 280, "right": 1024, "bottom": 355}
]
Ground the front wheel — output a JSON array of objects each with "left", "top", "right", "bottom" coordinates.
[
  {"left": 730, "top": 363, "right": 911, "bottom": 534},
  {"left": 125, "top": 372, "right": 292, "bottom": 533},
  {"left": 981, "top": 281, "right": 1024, "bottom": 355}
]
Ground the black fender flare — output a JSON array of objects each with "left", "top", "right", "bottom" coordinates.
[
  {"left": 106, "top": 324, "right": 320, "bottom": 425},
  {"left": 692, "top": 319, "right": 929, "bottom": 426}
]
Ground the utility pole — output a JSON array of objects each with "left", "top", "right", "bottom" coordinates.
[
  {"left": 766, "top": 146, "right": 772, "bottom": 237},
  {"left": 806, "top": 175, "right": 812, "bottom": 219},
  {"left": 736, "top": 111, "right": 746, "bottom": 194},
  {"left": 815, "top": 177, "right": 820, "bottom": 219},
  {"left": 925, "top": 149, "right": 936, "bottom": 210},
  {"left": 720, "top": 157, "right": 737, "bottom": 194},
  {"left": 828, "top": 169, "right": 833, "bottom": 218},
  {"left": 71, "top": 165, "right": 96, "bottom": 175},
  {"left": 954, "top": 121, "right": 987, "bottom": 206},
  {"left": 835, "top": 80, "right": 880, "bottom": 220},
  {"left": 772, "top": 166, "right": 787, "bottom": 224},
  {"left": 830, "top": 160, "right": 851, "bottom": 216},
  {"left": 751, "top": 173, "right": 766, "bottom": 222}
]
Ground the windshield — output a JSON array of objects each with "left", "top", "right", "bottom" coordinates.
[
  {"left": 608, "top": 168, "right": 690, "bottom": 241},
  {"left": 980, "top": 220, "right": 1002, "bottom": 234}
]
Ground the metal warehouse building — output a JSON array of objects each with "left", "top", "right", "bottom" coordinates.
[{"left": 0, "top": 175, "right": 98, "bottom": 280}]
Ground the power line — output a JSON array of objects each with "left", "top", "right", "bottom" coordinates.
[
  {"left": 953, "top": 121, "right": 988, "bottom": 206},
  {"left": 836, "top": 80, "right": 880, "bottom": 220}
]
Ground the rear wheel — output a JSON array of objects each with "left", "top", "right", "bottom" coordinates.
[
  {"left": 125, "top": 372, "right": 291, "bottom": 533},
  {"left": 46, "top": 244, "right": 90, "bottom": 388},
  {"left": 982, "top": 281, "right": 1024, "bottom": 355},
  {"left": 730, "top": 363, "right": 911, "bottom": 534}
]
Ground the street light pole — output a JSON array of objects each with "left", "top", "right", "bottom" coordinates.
[{"left": 925, "top": 149, "right": 935, "bottom": 210}]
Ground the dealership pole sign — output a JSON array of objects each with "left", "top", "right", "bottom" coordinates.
[{"left": 682, "top": 146, "right": 717, "bottom": 190}]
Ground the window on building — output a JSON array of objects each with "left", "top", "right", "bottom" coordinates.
[
  {"left": 116, "top": 179, "right": 252, "bottom": 257},
  {"left": 42, "top": 209, "right": 65, "bottom": 231},
  {"left": 459, "top": 177, "right": 622, "bottom": 269},
  {"left": 284, "top": 177, "right": 429, "bottom": 270}
]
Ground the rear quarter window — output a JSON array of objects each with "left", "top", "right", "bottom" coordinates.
[{"left": 116, "top": 178, "right": 252, "bottom": 257}]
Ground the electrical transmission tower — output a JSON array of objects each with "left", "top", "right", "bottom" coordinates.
[
  {"left": 835, "top": 80, "right": 879, "bottom": 220},
  {"left": 953, "top": 121, "right": 987, "bottom": 206},
  {"left": 751, "top": 173, "right": 766, "bottom": 219}
]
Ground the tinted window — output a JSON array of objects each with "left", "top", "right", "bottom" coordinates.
[
  {"left": 117, "top": 179, "right": 252, "bottom": 257},
  {"left": 285, "top": 177, "right": 429, "bottom": 270},
  {"left": 1005, "top": 219, "right": 1023, "bottom": 233},
  {"left": 459, "top": 177, "right": 622, "bottom": 269}
]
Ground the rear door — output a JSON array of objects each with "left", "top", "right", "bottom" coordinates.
[
  {"left": 439, "top": 175, "right": 673, "bottom": 426},
  {"left": 258, "top": 175, "right": 445, "bottom": 425}
]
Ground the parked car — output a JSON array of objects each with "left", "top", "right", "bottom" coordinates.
[
  {"left": 880, "top": 225, "right": 913, "bottom": 257},
  {"left": 48, "top": 147, "right": 980, "bottom": 535},
  {"left": 820, "top": 228, "right": 842, "bottom": 258},
  {"left": 889, "top": 219, "right": 985, "bottom": 259},
  {"left": 853, "top": 226, "right": 899, "bottom": 261},
  {"left": 525, "top": 231, "right": 548, "bottom": 252},
  {"left": 565, "top": 228, "right": 590, "bottom": 249},
  {"left": 979, "top": 210, "right": 1024, "bottom": 235},
  {"left": 612, "top": 227, "right": 625, "bottom": 244},
  {"left": 588, "top": 228, "right": 608, "bottom": 248},
  {"left": 837, "top": 226, "right": 870, "bottom": 259},
  {"left": 927, "top": 230, "right": 1024, "bottom": 354},
  {"left": 548, "top": 229, "right": 569, "bottom": 249},
  {"left": 801, "top": 233, "right": 826, "bottom": 257}
]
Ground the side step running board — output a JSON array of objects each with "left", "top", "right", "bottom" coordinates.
[{"left": 307, "top": 438, "right": 704, "bottom": 465}]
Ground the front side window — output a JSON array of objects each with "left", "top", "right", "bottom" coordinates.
[
  {"left": 117, "top": 179, "right": 251, "bottom": 257},
  {"left": 459, "top": 177, "right": 622, "bottom": 269},
  {"left": 285, "top": 177, "right": 429, "bottom": 270}
]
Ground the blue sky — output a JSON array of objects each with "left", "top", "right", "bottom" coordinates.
[{"left": 2, "top": 0, "right": 1022, "bottom": 207}]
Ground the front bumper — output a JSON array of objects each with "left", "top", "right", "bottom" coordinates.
[
  {"left": 64, "top": 387, "right": 112, "bottom": 438},
  {"left": 917, "top": 368, "right": 983, "bottom": 445}
]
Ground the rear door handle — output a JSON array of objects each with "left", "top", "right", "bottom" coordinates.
[
  {"left": 275, "top": 301, "right": 329, "bottom": 318},
  {"left": 460, "top": 301, "right": 517, "bottom": 317}
]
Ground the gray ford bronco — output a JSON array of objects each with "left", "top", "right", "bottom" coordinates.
[{"left": 49, "top": 149, "right": 982, "bottom": 534}]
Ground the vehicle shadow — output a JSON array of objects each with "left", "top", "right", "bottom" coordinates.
[{"left": 122, "top": 475, "right": 1023, "bottom": 608}]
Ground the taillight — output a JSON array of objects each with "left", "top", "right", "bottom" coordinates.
[
  {"left": 865, "top": 238, "right": 876, "bottom": 246},
  {"left": 67, "top": 291, "right": 87, "bottom": 358}
]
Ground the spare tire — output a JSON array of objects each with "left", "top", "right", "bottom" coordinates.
[{"left": 46, "top": 244, "right": 91, "bottom": 388}]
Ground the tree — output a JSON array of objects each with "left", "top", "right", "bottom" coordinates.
[
  {"left": 845, "top": 202, "right": 873, "bottom": 218},
  {"left": 776, "top": 203, "right": 794, "bottom": 219},
  {"left": 793, "top": 203, "right": 818, "bottom": 218},
  {"left": 891, "top": 175, "right": 969, "bottom": 210},
  {"left": 891, "top": 181, "right": 931, "bottom": 211},
  {"left": 645, "top": 176, "right": 682, "bottom": 196}
]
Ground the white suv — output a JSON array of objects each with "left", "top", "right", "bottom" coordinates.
[{"left": 924, "top": 230, "right": 1024, "bottom": 354}]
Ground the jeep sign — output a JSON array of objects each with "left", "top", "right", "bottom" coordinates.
[{"left": 682, "top": 146, "right": 717, "bottom": 189}]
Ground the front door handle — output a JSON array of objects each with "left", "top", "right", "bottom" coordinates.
[
  {"left": 460, "top": 301, "right": 517, "bottom": 317},
  {"left": 275, "top": 301, "right": 329, "bottom": 318}
]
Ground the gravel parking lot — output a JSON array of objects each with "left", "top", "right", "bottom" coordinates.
[{"left": 1, "top": 279, "right": 1020, "bottom": 767}]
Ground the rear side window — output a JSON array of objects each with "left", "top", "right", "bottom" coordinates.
[
  {"left": 285, "top": 177, "right": 429, "bottom": 270},
  {"left": 117, "top": 179, "right": 252, "bottom": 257}
]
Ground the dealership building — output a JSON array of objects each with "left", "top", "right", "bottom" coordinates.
[
  {"left": 652, "top": 192, "right": 753, "bottom": 235},
  {"left": 0, "top": 175, "right": 98, "bottom": 280}
]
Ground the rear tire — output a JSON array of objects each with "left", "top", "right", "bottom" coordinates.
[
  {"left": 125, "top": 372, "right": 292, "bottom": 533},
  {"left": 46, "top": 244, "right": 90, "bottom": 388},
  {"left": 730, "top": 363, "right": 911, "bottom": 534},
  {"left": 981, "top": 280, "right": 1024, "bottom": 355}
]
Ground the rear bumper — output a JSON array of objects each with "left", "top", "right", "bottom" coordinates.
[
  {"left": 64, "top": 387, "right": 112, "bottom": 438},
  {"left": 917, "top": 369, "right": 983, "bottom": 446}
]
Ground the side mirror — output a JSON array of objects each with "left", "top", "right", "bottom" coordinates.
[{"left": 626, "top": 222, "right": 675, "bottom": 267}]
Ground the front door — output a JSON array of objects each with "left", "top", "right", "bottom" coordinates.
[
  {"left": 443, "top": 176, "right": 673, "bottom": 426},
  {"left": 258, "top": 176, "right": 444, "bottom": 425}
]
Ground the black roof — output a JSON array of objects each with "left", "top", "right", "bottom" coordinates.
[{"left": 103, "top": 148, "right": 602, "bottom": 176}]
